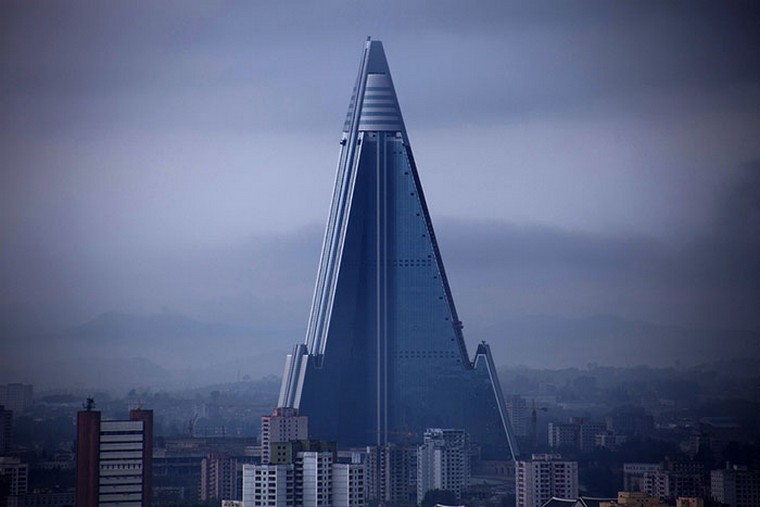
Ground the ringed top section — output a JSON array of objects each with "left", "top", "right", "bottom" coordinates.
[{"left": 343, "top": 39, "right": 404, "bottom": 133}]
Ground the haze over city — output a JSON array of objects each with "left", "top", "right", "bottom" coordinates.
[{"left": 2, "top": 1, "right": 759, "bottom": 389}]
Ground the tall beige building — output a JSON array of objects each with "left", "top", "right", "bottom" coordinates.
[{"left": 260, "top": 408, "right": 308, "bottom": 464}]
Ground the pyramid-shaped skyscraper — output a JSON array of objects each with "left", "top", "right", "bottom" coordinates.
[{"left": 278, "top": 39, "right": 518, "bottom": 460}]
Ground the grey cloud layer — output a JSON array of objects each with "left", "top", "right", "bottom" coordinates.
[{"left": 1, "top": 1, "right": 759, "bottom": 350}]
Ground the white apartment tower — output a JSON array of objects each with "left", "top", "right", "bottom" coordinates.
[
  {"left": 515, "top": 454, "right": 578, "bottom": 507},
  {"left": 243, "top": 463, "right": 295, "bottom": 507},
  {"left": 333, "top": 463, "right": 365, "bottom": 507},
  {"left": 506, "top": 395, "right": 530, "bottom": 437},
  {"left": 416, "top": 428, "right": 470, "bottom": 504},
  {"left": 242, "top": 444, "right": 364, "bottom": 507},
  {"left": 299, "top": 451, "right": 333, "bottom": 507}
]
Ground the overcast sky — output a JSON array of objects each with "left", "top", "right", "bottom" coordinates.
[{"left": 2, "top": 1, "right": 759, "bottom": 343}]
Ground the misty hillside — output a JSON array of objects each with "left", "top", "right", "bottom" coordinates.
[
  {"left": 72, "top": 311, "right": 249, "bottom": 341},
  {"left": 475, "top": 314, "right": 760, "bottom": 369},
  {"left": 2, "top": 311, "right": 759, "bottom": 390},
  {"left": 1, "top": 311, "right": 299, "bottom": 389}
]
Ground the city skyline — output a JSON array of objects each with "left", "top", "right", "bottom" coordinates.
[{"left": 1, "top": 2, "right": 759, "bottom": 389}]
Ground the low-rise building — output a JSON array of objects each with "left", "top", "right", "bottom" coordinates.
[{"left": 599, "top": 491, "right": 668, "bottom": 507}]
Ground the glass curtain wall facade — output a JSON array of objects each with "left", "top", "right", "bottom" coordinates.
[{"left": 278, "top": 39, "right": 518, "bottom": 460}]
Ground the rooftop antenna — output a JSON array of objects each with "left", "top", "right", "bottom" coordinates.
[{"left": 83, "top": 397, "right": 95, "bottom": 411}]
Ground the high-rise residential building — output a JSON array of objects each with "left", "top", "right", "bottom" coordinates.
[
  {"left": 243, "top": 463, "right": 295, "bottom": 507},
  {"left": 623, "top": 463, "right": 662, "bottom": 491},
  {"left": 416, "top": 429, "right": 470, "bottom": 505},
  {"left": 595, "top": 431, "right": 627, "bottom": 450},
  {"left": 332, "top": 462, "right": 365, "bottom": 507},
  {"left": 641, "top": 459, "right": 707, "bottom": 501},
  {"left": 515, "top": 454, "right": 578, "bottom": 507},
  {"left": 261, "top": 408, "right": 308, "bottom": 464},
  {"left": 276, "top": 38, "right": 517, "bottom": 460},
  {"left": 506, "top": 395, "right": 530, "bottom": 438},
  {"left": 711, "top": 464, "right": 760, "bottom": 507},
  {"left": 0, "top": 457, "right": 29, "bottom": 497},
  {"left": 201, "top": 454, "right": 238, "bottom": 501},
  {"left": 548, "top": 422, "right": 578, "bottom": 449},
  {"left": 299, "top": 451, "right": 334, "bottom": 507},
  {"left": 76, "top": 405, "right": 153, "bottom": 507},
  {"left": 0, "top": 406, "right": 12, "bottom": 454},
  {"left": 366, "top": 443, "right": 417, "bottom": 506},
  {"left": 242, "top": 441, "right": 364, "bottom": 507},
  {"left": 0, "top": 384, "right": 32, "bottom": 417},
  {"left": 548, "top": 418, "right": 607, "bottom": 452},
  {"left": 578, "top": 420, "right": 607, "bottom": 451}
]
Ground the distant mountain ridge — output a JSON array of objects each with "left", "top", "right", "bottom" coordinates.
[
  {"left": 2, "top": 311, "right": 758, "bottom": 390},
  {"left": 474, "top": 314, "right": 760, "bottom": 369},
  {"left": 71, "top": 310, "right": 255, "bottom": 342},
  {"left": 1, "top": 310, "right": 298, "bottom": 389}
]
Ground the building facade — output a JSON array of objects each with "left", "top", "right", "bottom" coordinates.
[
  {"left": 201, "top": 454, "right": 238, "bottom": 501},
  {"left": 332, "top": 463, "right": 365, "bottom": 507},
  {"left": 506, "top": 395, "right": 530, "bottom": 438},
  {"left": 276, "top": 38, "right": 518, "bottom": 460},
  {"left": 243, "top": 463, "right": 295, "bottom": 507},
  {"left": 416, "top": 429, "right": 470, "bottom": 505},
  {"left": 76, "top": 407, "right": 153, "bottom": 507},
  {"left": 242, "top": 441, "right": 364, "bottom": 507},
  {"left": 261, "top": 408, "right": 308, "bottom": 465},
  {"left": 548, "top": 418, "right": 608, "bottom": 452},
  {"left": 711, "top": 465, "right": 760, "bottom": 507},
  {"left": 548, "top": 423, "right": 579, "bottom": 450},
  {"left": 0, "top": 457, "right": 29, "bottom": 498},
  {"left": 598, "top": 491, "right": 669, "bottom": 507},
  {"left": 515, "top": 454, "right": 578, "bottom": 507},
  {"left": 366, "top": 443, "right": 417, "bottom": 506}
]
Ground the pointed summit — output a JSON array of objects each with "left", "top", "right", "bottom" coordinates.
[
  {"left": 278, "top": 40, "right": 518, "bottom": 460},
  {"left": 343, "top": 39, "right": 404, "bottom": 134}
]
